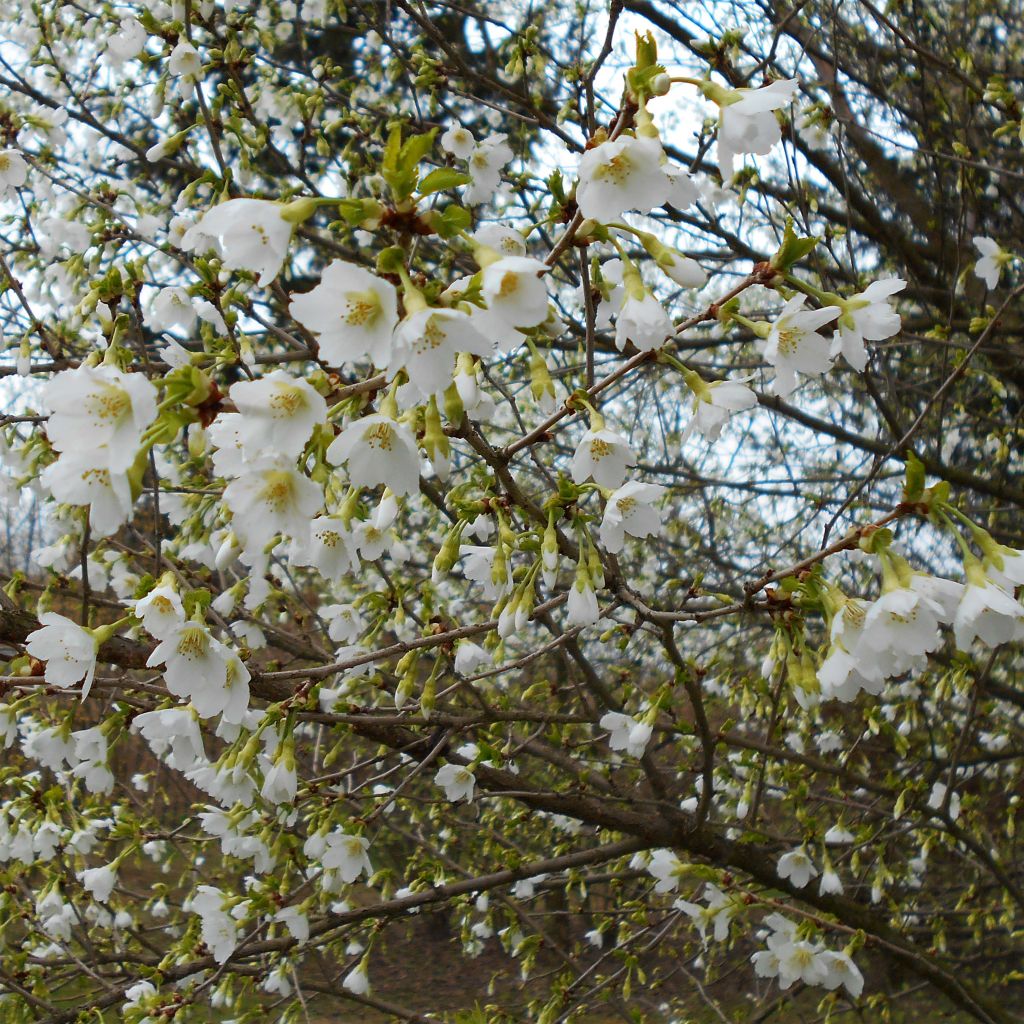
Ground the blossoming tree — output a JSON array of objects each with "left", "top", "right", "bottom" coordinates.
[{"left": 0, "top": 0, "right": 1022, "bottom": 1021}]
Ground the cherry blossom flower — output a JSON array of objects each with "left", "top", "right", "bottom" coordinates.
[
  {"left": 105, "top": 17, "right": 147, "bottom": 65},
  {"left": 832, "top": 278, "right": 905, "bottom": 371},
  {"left": 710, "top": 78, "right": 799, "bottom": 180},
  {"left": 796, "top": 109, "right": 831, "bottom": 150},
  {"left": 290, "top": 515, "right": 359, "bottom": 580},
  {"left": 600, "top": 481, "right": 665, "bottom": 553},
  {"left": 390, "top": 307, "right": 491, "bottom": 399},
  {"left": 434, "top": 762, "right": 476, "bottom": 802},
  {"left": 776, "top": 847, "right": 818, "bottom": 888},
  {"left": 77, "top": 862, "right": 118, "bottom": 903},
  {"left": 614, "top": 289, "right": 674, "bottom": 352},
  {"left": 460, "top": 544, "right": 509, "bottom": 601},
  {"left": 952, "top": 576, "right": 1024, "bottom": 651},
  {"left": 599, "top": 710, "right": 653, "bottom": 757},
  {"left": 973, "top": 236, "right": 1010, "bottom": 289},
  {"left": 41, "top": 449, "right": 133, "bottom": 535},
  {"left": 145, "top": 287, "right": 197, "bottom": 334},
  {"left": 146, "top": 622, "right": 249, "bottom": 720},
  {"left": 775, "top": 938, "right": 830, "bottom": 989},
  {"left": 223, "top": 459, "right": 323, "bottom": 550},
  {"left": 646, "top": 849, "right": 684, "bottom": 893},
  {"left": 181, "top": 198, "right": 294, "bottom": 285},
  {"left": 571, "top": 426, "right": 636, "bottom": 489},
  {"left": 982, "top": 541, "right": 1024, "bottom": 591},
  {"left": 25, "top": 613, "right": 98, "bottom": 697},
  {"left": 261, "top": 756, "right": 297, "bottom": 805},
  {"left": 817, "top": 597, "right": 884, "bottom": 702},
  {"left": 352, "top": 491, "right": 401, "bottom": 560},
  {"left": 289, "top": 260, "right": 399, "bottom": 367},
  {"left": 655, "top": 249, "right": 706, "bottom": 289},
  {"left": 168, "top": 39, "right": 202, "bottom": 79},
  {"left": 228, "top": 371, "right": 327, "bottom": 459},
  {"left": 763, "top": 296, "right": 841, "bottom": 397},
  {"left": 0, "top": 149, "right": 28, "bottom": 193},
  {"left": 454, "top": 641, "right": 491, "bottom": 675},
  {"left": 824, "top": 824, "right": 855, "bottom": 846},
  {"left": 820, "top": 950, "right": 864, "bottom": 998},
  {"left": 315, "top": 830, "right": 373, "bottom": 883},
  {"left": 575, "top": 135, "right": 671, "bottom": 221},
  {"left": 464, "top": 134, "right": 513, "bottom": 205},
  {"left": 928, "top": 781, "right": 962, "bottom": 821},
  {"left": 326, "top": 413, "right": 421, "bottom": 497},
  {"left": 131, "top": 708, "right": 206, "bottom": 770},
  {"left": 860, "top": 573, "right": 962, "bottom": 678},
  {"left": 342, "top": 959, "right": 370, "bottom": 995},
  {"left": 441, "top": 122, "right": 476, "bottom": 158},
  {"left": 274, "top": 906, "right": 309, "bottom": 943},
  {"left": 480, "top": 256, "right": 549, "bottom": 328},
  {"left": 473, "top": 224, "right": 526, "bottom": 257},
  {"left": 186, "top": 886, "right": 238, "bottom": 964},
  {"left": 665, "top": 163, "right": 699, "bottom": 209},
  {"left": 818, "top": 862, "right": 844, "bottom": 895},
  {"left": 71, "top": 726, "right": 114, "bottom": 793},
  {"left": 323, "top": 603, "right": 365, "bottom": 644},
  {"left": 132, "top": 584, "right": 186, "bottom": 640},
  {"left": 675, "top": 884, "right": 736, "bottom": 942},
  {"left": 566, "top": 577, "right": 600, "bottom": 626},
  {"left": 42, "top": 364, "right": 158, "bottom": 472},
  {"left": 681, "top": 375, "right": 757, "bottom": 443}
]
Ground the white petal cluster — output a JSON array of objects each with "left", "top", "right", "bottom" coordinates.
[
  {"left": 713, "top": 79, "right": 799, "bottom": 180},
  {"left": 25, "top": 613, "right": 98, "bottom": 698},
  {"left": 763, "top": 296, "right": 841, "bottom": 397},
  {"left": 751, "top": 914, "right": 863, "bottom": 998},
  {"left": 39, "top": 364, "right": 158, "bottom": 535},
  {"left": 575, "top": 135, "right": 671, "bottom": 222}
]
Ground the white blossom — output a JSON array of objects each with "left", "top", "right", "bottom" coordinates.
[
  {"left": 832, "top": 278, "right": 905, "bottom": 371},
  {"left": 599, "top": 711, "right": 653, "bottom": 758},
  {"left": 223, "top": 459, "right": 323, "bottom": 550},
  {"left": 441, "top": 123, "right": 476, "bottom": 159},
  {"left": 25, "top": 613, "right": 98, "bottom": 698},
  {"left": 390, "top": 307, "right": 491, "bottom": 399},
  {"left": 480, "top": 256, "right": 549, "bottom": 328},
  {"left": 464, "top": 134, "right": 513, "bottom": 205},
  {"left": 973, "top": 236, "right": 1010, "bottom": 290},
  {"left": 681, "top": 375, "right": 757, "bottom": 442},
  {"left": 290, "top": 260, "right": 399, "bottom": 367},
  {"left": 41, "top": 364, "right": 158, "bottom": 473},
  {"left": 181, "top": 198, "right": 294, "bottom": 285},
  {"left": 435, "top": 762, "right": 476, "bottom": 802},
  {"left": 77, "top": 863, "right": 118, "bottom": 903},
  {"left": 326, "top": 414, "right": 421, "bottom": 497},
  {"left": 763, "top": 296, "right": 841, "bottom": 397},
  {"left": 575, "top": 135, "right": 671, "bottom": 221},
  {"left": 614, "top": 290, "right": 674, "bottom": 352},
  {"left": 571, "top": 427, "right": 635, "bottom": 489},
  {"left": 712, "top": 78, "right": 799, "bottom": 180},
  {"left": 0, "top": 149, "right": 28, "bottom": 192},
  {"left": 228, "top": 370, "right": 327, "bottom": 459},
  {"left": 776, "top": 847, "right": 818, "bottom": 888},
  {"left": 600, "top": 481, "right": 665, "bottom": 552}
]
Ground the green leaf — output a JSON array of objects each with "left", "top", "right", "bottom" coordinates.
[
  {"left": 903, "top": 449, "right": 926, "bottom": 502},
  {"left": 417, "top": 167, "right": 472, "bottom": 196},
  {"left": 382, "top": 125, "right": 429, "bottom": 202},
  {"left": 770, "top": 217, "right": 819, "bottom": 271},
  {"left": 434, "top": 204, "right": 472, "bottom": 238},
  {"left": 400, "top": 127, "right": 438, "bottom": 168}
]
